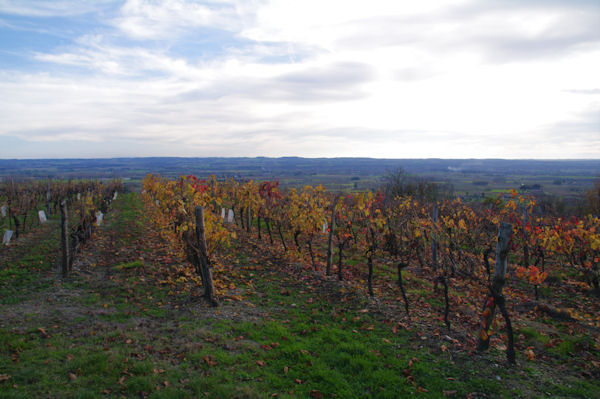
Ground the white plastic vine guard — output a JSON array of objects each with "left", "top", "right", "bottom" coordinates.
[{"left": 3, "top": 230, "right": 13, "bottom": 245}]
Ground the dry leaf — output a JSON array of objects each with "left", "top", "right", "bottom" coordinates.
[
  {"left": 525, "top": 347, "right": 535, "bottom": 361},
  {"left": 203, "top": 356, "right": 217, "bottom": 366},
  {"left": 310, "top": 390, "right": 323, "bottom": 398}
]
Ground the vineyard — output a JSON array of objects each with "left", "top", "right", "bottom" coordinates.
[
  {"left": 142, "top": 174, "right": 600, "bottom": 357},
  {"left": 0, "top": 175, "right": 598, "bottom": 398},
  {"left": 1, "top": 179, "right": 122, "bottom": 273}
]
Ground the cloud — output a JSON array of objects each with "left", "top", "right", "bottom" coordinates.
[
  {"left": 33, "top": 39, "right": 193, "bottom": 76},
  {"left": 0, "top": 0, "right": 117, "bottom": 17},
  {"left": 111, "top": 0, "right": 242, "bottom": 40},
  {"left": 564, "top": 89, "right": 600, "bottom": 95},
  {"left": 0, "top": 0, "right": 599, "bottom": 159}
]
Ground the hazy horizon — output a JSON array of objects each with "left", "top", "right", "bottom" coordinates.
[{"left": 1, "top": 155, "right": 600, "bottom": 161}]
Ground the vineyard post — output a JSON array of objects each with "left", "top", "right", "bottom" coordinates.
[
  {"left": 257, "top": 212, "right": 262, "bottom": 240},
  {"left": 326, "top": 203, "right": 336, "bottom": 276},
  {"left": 210, "top": 179, "right": 217, "bottom": 213},
  {"left": 60, "top": 200, "right": 70, "bottom": 277},
  {"left": 12, "top": 214, "right": 20, "bottom": 239},
  {"left": 80, "top": 196, "right": 85, "bottom": 233},
  {"left": 522, "top": 209, "right": 529, "bottom": 267},
  {"left": 397, "top": 262, "right": 410, "bottom": 316},
  {"left": 440, "top": 275, "right": 450, "bottom": 330},
  {"left": 477, "top": 222, "right": 515, "bottom": 363},
  {"left": 46, "top": 180, "right": 51, "bottom": 216},
  {"left": 432, "top": 204, "right": 438, "bottom": 269},
  {"left": 367, "top": 228, "right": 375, "bottom": 297},
  {"left": 195, "top": 206, "right": 218, "bottom": 307},
  {"left": 337, "top": 242, "right": 344, "bottom": 280},
  {"left": 246, "top": 205, "right": 251, "bottom": 233}
]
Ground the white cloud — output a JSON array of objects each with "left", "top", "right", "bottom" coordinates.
[
  {"left": 112, "top": 0, "right": 243, "bottom": 39},
  {"left": 1, "top": 0, "right": 599, "bottom": 158},
  {"left": 0, "top": 0, "right": 117, "bottom": 17}
]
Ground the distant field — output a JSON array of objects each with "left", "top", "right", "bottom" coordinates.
[{"left": 0, "top": 158, "right": 597, "bottom": 202}]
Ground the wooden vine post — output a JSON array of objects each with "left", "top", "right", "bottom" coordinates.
[
  {"left": 367, "top": 228, "right": 376, "bottom": 297},
  {"left": 477, "top": 222, "right": 515, "bottom": 363},
  {"left": 257, "top": 212, "right": 262, "bottom": 240},
  {"left": 431, "top": 204, "right": 438, "bottom": 268},
  {"left": 60, "top": 200, "right": 70, "bottom": 277},
  {"left": 195, "top": 206, "right": 218, "bottom": 307},
  {"left": 326, "top": 203, "right": 335, "bottom": 276},
  {"left": 522, "top": 209, "right": 529, "bottom": 268},
  {"left": 246, "top": 205, "right": 251, "bottom": 233},
  {"left": 397, "top": 262, "right": 410, "bottom": 316},
  {"left": 46, "top": 181, "right": 51, "bottom": 216}
]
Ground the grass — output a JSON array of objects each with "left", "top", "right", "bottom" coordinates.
[
  {"left": 112, "top": 260, "right": 144, "bottom": 271},
  {"left": 0, "top": 223, "right": 60, "bottom": 304},
  {"left": 519, "top": 326, "right": 550, "bottom": 345}
]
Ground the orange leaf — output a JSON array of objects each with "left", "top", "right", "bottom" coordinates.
[{"left": 525, "top": 347, "right": 535, "bottom": 361}]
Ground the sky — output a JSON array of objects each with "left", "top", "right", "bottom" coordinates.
[{"left": 0, "top": 0, "right": 599, "bottom": 159}]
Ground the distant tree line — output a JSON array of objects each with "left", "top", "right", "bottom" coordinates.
[
  {"left": 380, "top": 168, "right": 454, "bottom": 202},
  {"left": 583, "top": 177, "right": 600, "bottom": 215},
  {"left": 380, "top": 169, "right": 599, "bottom": 218}
]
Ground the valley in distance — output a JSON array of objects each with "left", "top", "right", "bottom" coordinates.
[{"left": 1, "top": 157, "right": 598, "bottom": 211}]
